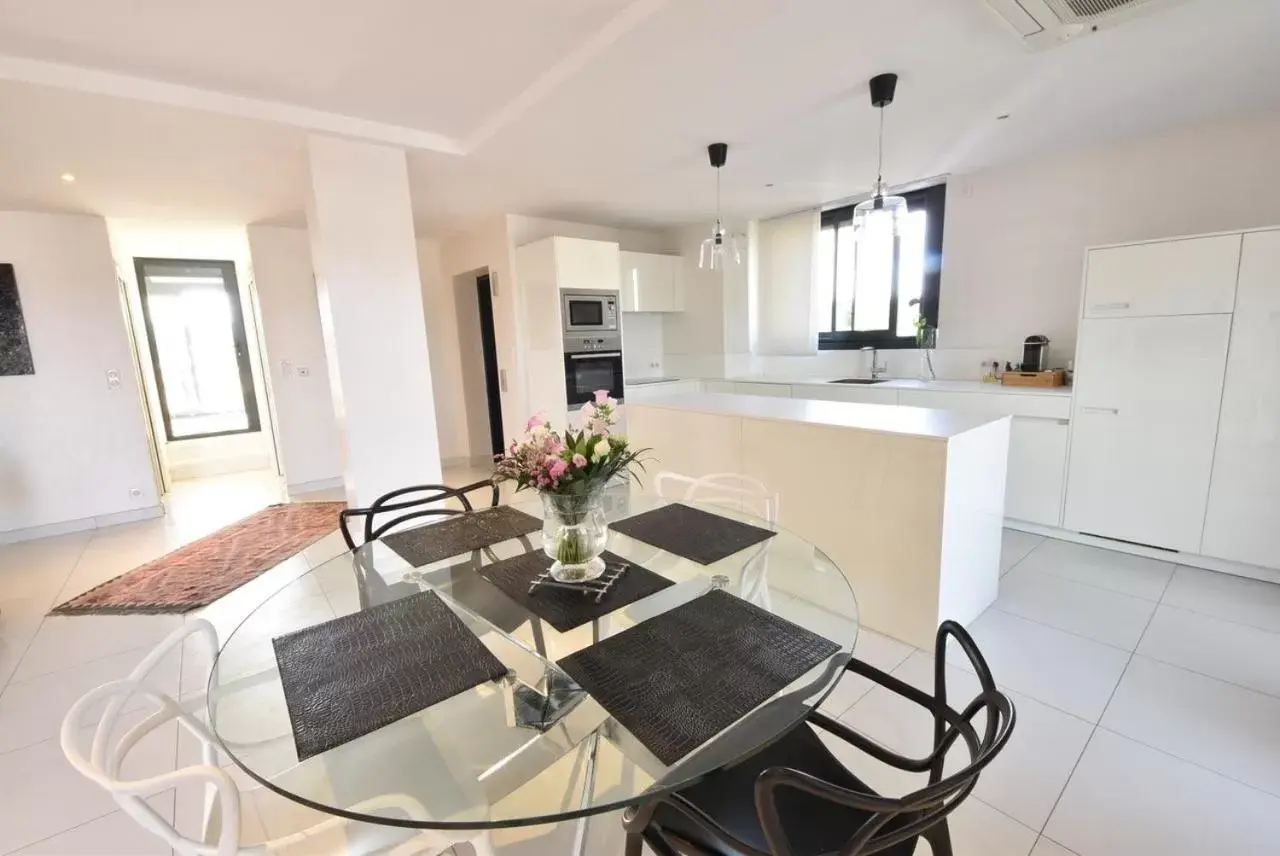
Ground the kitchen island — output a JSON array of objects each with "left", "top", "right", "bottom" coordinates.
[{"left": 627, "top": 393, "right": 1011, "bottom": 648}]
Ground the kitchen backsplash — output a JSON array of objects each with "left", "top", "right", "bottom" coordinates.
[{"left": 665, "top": 347, "right": 1034, "bottom": 382}]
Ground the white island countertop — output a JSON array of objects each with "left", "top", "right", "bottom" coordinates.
[
  {"left": 725, "top": 376, "right": 1074, "bottom": 398},
  {"left": 630, "top": 392, "right": 1009, "bottom": 440}
]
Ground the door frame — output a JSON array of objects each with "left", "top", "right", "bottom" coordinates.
[{"left": 133, "top": 257, "right": 262, "bottom": 442}]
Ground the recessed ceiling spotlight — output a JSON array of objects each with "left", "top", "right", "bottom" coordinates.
[
  {"left": 996, "top": 114, "right": 1011, "bottom": 121},
  {"left": 764, "top": 183, "right": 775, "bottom": 187},
  {"left": 60, "top": 173, "right": 75, "bottom": 183}
]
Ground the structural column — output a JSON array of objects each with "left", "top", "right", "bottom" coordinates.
[{"left": 306, "top": 134, "right": 442, "bottom": 506}]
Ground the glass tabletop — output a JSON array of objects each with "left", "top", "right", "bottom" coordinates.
[{"left": 206, "top": 487, "right": 858, "bottom": 830}]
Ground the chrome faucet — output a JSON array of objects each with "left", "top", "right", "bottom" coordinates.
[{"left": 862, "top": 346, "right": 888, "bottom": 380}]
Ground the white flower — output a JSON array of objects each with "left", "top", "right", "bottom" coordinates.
[{"left": 593, "top": 438, "right": 610, "bottom": 461}]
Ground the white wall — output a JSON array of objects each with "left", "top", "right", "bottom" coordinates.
[
  {"left": 942, "top": 111, "right": 1280, "bottom": 358},
  {"left": 0, "top": 212, "right": 160, "bottom": 535},
  {"left": 753, "top": 209, "right": 819, "bottom": 356},
  {"left": 246, "top": 225, "right": 343, "bottom": 491},
  {"left": 107, "top": 219, "right": 276, "bottom": 482}
]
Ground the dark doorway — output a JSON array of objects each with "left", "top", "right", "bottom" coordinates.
[
  {"left": 476, "top": 273, "right": 505, "bottom": 456},
  {"left": 134, "top": 258, "right": 261, "bottom": 441}
]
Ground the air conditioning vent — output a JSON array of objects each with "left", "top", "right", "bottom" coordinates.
[{"left": 984, "top": 0, "right": 1190, "bottom": 48}]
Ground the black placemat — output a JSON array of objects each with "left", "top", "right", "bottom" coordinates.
[
  {"left": 556, "top": 589, "right": 841, "bottom": 765},
  {"left": 272, "top": 590, "right": 508, "bottom": 761},
  {"left": 381, "top": 506, "right": 541, "bottom": 567},
  {"left": 478, "top": 550, "right": 674, "bottom": 632},
  {"left": 609, "top": 503, "right": 776, "bottom": 565}
]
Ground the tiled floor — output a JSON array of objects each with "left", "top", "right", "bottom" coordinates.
[{"left": 3, "top": 477, "right": 1280, "bottom": 855}]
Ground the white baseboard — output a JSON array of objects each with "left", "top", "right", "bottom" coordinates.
[
  {"left": 287, "top": 476, "right": 344, "bottom": 496},
  {"left": 1005, "top": 519, "right": 1280, "bottom": 586},
  {"left": 0, "top": 504, "right": 166, "bottom": 545}
]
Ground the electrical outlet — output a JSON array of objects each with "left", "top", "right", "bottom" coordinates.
[
  {"left": 296, "top": 365, "right": 311, "bottom": 377},
  {"left": 128, "top": 487, "right": 143, "bottom": 497},
  {"left": 105, "top": 369, "right": 121, "bottom": 390}
]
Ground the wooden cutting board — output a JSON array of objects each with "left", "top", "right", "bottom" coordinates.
[{"left": 1001, "top": 370, "right": 1066, "bottom": 388}]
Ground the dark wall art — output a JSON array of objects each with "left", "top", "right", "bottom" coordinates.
[{"left": 0, "top": 263, "right": 35, "bottom": 376}]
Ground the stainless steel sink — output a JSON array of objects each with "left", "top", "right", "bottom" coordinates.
[{"left": 829, "top": 378, "right": 886, "bottom": 385}]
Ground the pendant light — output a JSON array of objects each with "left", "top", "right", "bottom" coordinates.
[
  {"left": 699, "top": 142, "right": 741, "bottom": 270},
  {"left": 852, "top": 73, "right": 908, "bottom": 236}
]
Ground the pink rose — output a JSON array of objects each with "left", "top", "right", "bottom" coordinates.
[
  {"left": 594, "top": 389, "right": 610, "bottom": 405},
  {"left": 548, "top": 457, "right": 569, "bottom": 480},
  {"left": 526, "top": 412, "right": 547, "bottom": 432},
  {"left": 571, "top": 453, "right": 587, "bottom": 468}
]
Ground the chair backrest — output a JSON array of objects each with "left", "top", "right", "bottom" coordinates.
[
  {"left": 757, "top": 621, "right": 1016, "bottom": 856},
  {"left": 61, "top": 620, "right": 245, "bottom": 856},
  {"left": 653, "top": 471, "right": 779, "bottom": 524},
  {"left": 339, "top": 478, "right": 500, "bottom": 550}
]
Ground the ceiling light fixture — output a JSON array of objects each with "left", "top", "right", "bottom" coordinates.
[
  {"left": 60, "top": 172, "right": 75, "bottom": 183},
  {"left": 699, "top": 142, "right": 741, "bottom": 270},
  {"left": 852, "top": 73, "right": 908, "bottom": 237}
]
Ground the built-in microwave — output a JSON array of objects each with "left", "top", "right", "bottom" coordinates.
[{"left": 561, "top": 289, "right": 619, "bottom": 334}]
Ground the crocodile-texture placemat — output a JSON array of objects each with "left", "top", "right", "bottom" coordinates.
[
  {"left": 381, "top": 506, "right": 541, "bottom": 567},
  {"left": 609, "top": 503, "right": 776, "bottom": 565},
  {"left": 272, "top": 590, "right": 508, "bottom": 761},
  {"left": 479, "top": 550, "right": 674, "bottom": 632},
  {"left": 556, "top": 589, "right": 841, "bottom": 765}
]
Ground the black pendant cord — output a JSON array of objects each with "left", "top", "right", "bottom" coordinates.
[
  {"left": 876, "top": 107, "right": 886, "bottom": 196},
  {"left": 715, "top": 165, "right": 723, "bottom": 233}
]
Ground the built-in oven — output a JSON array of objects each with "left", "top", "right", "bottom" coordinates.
[
  {"left": 561, "top": 289, "right": 619, "bottom": 334},
  {"left": 564, "top": 333, "right": 625, "bottom": 406}
]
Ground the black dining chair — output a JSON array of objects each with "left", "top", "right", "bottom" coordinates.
[
  {"left": 338, "top": 478, "right": 500, "bottom": 550},
  {"left": 621, "top": 621, "right": 1016, "bottom": 856}
]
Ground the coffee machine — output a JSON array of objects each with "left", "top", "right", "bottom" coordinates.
[{"left": 1022, "top": 335, "right": 1050, "bottom": 372}]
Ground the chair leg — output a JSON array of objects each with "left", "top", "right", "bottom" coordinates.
[
  {"left": 624, "top": 830, "right": 645, "bottom": 856},
  {"left": 922, "top": 818, "right": 954, "bottom": 856}
]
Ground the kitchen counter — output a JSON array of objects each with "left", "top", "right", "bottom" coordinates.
[
  {"left": 724, "top": 376, "right": 1073, "bottom": 398},
  {"left": 631, "top": 392, "right": 1007, "bottom": 440}
]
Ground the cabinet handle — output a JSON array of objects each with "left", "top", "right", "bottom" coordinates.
[
  {"left": 569, "top": 351, "right": 622, "bottom": 359},
  {"left": 1080, "top": 406, "right": 1119, "bottom": 415},
  {"left": 1092, "top": 301, "right": 1131, "bottom": 311}
]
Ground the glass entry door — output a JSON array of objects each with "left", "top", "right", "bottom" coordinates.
[{"left": 134, "top": 258, "right": 260, "bottom": 441}]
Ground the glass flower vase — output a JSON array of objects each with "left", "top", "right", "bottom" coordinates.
[
  {"left": 540, "top": 487, "right": 608, "bottom": 582},
  {"left": 917, "top": 326, "right": 938, "bottom": 381}
]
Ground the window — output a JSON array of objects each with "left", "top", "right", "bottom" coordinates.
[
  {"left": 816, "top": 183, "right": 946, "bottom": 349},
  {"left": 134, "top": 258, "right": 261, "bottom": 441}
]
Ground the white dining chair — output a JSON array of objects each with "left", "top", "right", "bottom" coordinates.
[
  {"left": 61, "top": 619, "right": 494, "bottom": 856},
  {"left": 652, "top": 471, "right": 780, "bottom": 524},
  {"left": 653, "top": 471, "right": 779, "bottom": 607}
]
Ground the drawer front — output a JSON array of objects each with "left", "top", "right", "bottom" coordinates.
[
  {"left": 1083, "top": 234, "right": 1240, "bottom": 318},
  {"left": 896, "top": 389, "right": 1070, "bottom": 420},
  {"left": 733, "top": 382, "right": 792, "bottom": 398}
]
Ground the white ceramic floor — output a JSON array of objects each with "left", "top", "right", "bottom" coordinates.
[{"left": 3, "top": 473, "right": 1280, "bottom": 855}]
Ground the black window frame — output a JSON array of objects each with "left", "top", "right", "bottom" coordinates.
[
  {"left": 817, "top": 182, "right": 947, "bottom": 350},
  {"left": 134, "top": 257, "right": 262, "bottom": 442}
]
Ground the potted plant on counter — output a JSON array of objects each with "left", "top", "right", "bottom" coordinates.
[{"left": 495, "top": 392, "right": 648, "bottom": 582}]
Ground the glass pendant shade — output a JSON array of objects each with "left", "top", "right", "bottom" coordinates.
[
  {"left": 700, "top": 222, "right": 741, "bottom": 270},
  {"left": 852, "top": 183, "right": 909, "bottom": 237}
]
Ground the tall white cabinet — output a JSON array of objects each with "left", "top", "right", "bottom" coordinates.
[
  {"left": 1065, "top": 228, "right": 1280, "bottom": 571},
  {"left": 1201, "top": 229, "right": 1280, "bottom": 567}
]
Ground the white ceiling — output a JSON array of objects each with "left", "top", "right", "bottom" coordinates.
[{"left": 0, "top": 0, "right": 1278, "bottom": 234}]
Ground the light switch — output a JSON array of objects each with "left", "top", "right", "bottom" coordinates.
[{"left": 105, "top": 369, "right": 121, "bottom": 390}]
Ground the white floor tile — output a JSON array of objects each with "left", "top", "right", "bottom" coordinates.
[
  {"left": 1045, "top": 728, "right": 1280, "bottom": 856},
  {"left": 842, "top": 651, "right": 1092, "bottom": 830},
  {"left": 997, "top": 566, "right": 1156, "bottom": 650},
  {"left": 8, "top": 794, "right": 174, "bottom": 855},
  {"left": 1001, "top": 529, "right": 1043, "bottom": 574},
  {"left": 0, "top": 715, "right": 178, "bottom": 854},
  {"left": 1013, "top": 537, "right": 1174, "bottom": 601},
  {"left": 819, "top": 628, "right": 916, "bottom": 717},
  {"left": 955, "top": 608, "right": 1131, "bottom": 722},
  {"left": 1137, "top": 604, "right": 1280, "bottom": 698},
  {"left": 1101, "top": 654, "right": 1280, "bottom": 797},
  {"left": 941, "top": 798, "right": 1037, "bottom": 856},
  {"left": 11, "top": 613, "right": 183, "bottom": 683},
  {"left": 0, "top": 643, "right": 181, "bottom": 754},
  {"left": 1162, "top": 565, "right": 1280, "bottom": 634},
  {"left": 1030, "top": 837, "right": 1078, "bottom": 856}
]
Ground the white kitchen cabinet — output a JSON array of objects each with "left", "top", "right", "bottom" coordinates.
[
  {"left": 1201, "top": 229, "right": 1280, "bottom": 569},
  {"left": 519, "top": 236, "right": 621, "bottom": 292},
  {"left": 1006, "top": 418, "right": 1069, "bottom": 527},
  {"left": 1064, "top": 314, "right": 1231, "bottom": 552},
  {"left": 704, "top": 380, "right": 735, "bottom": 394},
  {"left": 619, "top": 251, "right": 683, "bottom": 312},
  {"left": 1083, "top": 234, "right": 1240, "bottom": 318},
  {"left": 623, "top": 380, "right": 701, "bottom": 402},
  {"left": 733, "top": 382, "right": 791, "bottom": 398},
  {"left": 793, "top": 383, "right": 900, "bottom": 406}
]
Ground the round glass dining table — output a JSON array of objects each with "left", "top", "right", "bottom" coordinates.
[{"left": 206, "top": 487, "right": 858, "bottom": 839}]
